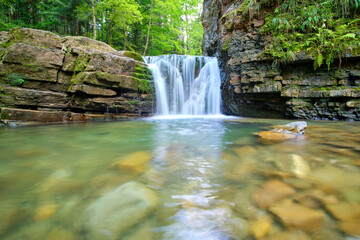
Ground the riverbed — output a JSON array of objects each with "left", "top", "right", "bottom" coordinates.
[{"left": 0, "top": 117, "right": 359, "bottom": 239}]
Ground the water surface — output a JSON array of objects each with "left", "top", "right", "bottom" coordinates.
[{"left": 0, "top": 118, "right": 359, "bottom": 239}]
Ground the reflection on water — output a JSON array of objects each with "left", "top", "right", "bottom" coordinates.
[{"left": 0, "top": 119, "right": 359, "bottom": 240}]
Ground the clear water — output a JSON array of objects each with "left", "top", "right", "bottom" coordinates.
[
  {"left": 0, "top": 118, "right": 360, "bottom": 240},
  {"left": 145, "top": 55, "right": 221, "bottom": 116}
]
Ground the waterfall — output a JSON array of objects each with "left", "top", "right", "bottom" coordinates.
[{"left": 145, "top": 55, "right": 222, "bottom": 116}]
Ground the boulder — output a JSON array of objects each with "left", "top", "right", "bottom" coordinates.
[
  {"left": 82, "top": 182, "right": 158, "bottom": 240},
  {"left": 269, "top": 201, "right": 325, "bottom": 232},
  {"left": 252, "top": 180, "right": 296, "bottom": 209}
]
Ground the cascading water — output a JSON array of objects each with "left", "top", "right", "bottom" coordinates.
[{"left": 145, "top": 55, "right": 222, "bottom": 116}]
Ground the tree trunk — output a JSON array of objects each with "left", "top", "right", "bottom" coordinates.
[
  {"left": 143, "top": 0, "right": 154, "bottom": 56},
  {"left": 91, "top": 0, "right": 96, "bottom": 40}
]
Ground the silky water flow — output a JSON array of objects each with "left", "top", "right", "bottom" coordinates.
[{"left": 145, "top": 55, "right": 222, "bottom": 116}]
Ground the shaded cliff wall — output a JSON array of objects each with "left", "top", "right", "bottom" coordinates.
[
  {"left": 0, "top": 28, "right": 154, "bottom": 123},
  {"left": 202, "top": 0, "right": 360, "bottom": 120}
]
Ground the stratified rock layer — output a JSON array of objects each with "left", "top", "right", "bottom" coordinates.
[
  {"left": 202, "top": 0, "right": 360, "bottom": 120},
  {"left": 0, "top": 28, "right": 154, "bottom": 123}
]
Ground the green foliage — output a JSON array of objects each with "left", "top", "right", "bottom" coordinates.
[
  {"left": 0, "top": 0, "right": 203, "bottom": 56},
  {"left": 261, "top": 0, "right": 360, "bottom": 70},
  {"left": 5, "top": 73, "right": 28, "bottom": 86}
]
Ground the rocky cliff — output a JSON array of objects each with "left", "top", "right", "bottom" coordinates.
[
  {"left": 0, "top": 28, "right": 154, "bottom": 123},
  {"left": 202, "top": 0, "right": 360, "bottom": 120}
]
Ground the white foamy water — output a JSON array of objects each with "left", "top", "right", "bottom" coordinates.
[{"left": 145, "top": 55, "right": 222, "bottom": 116}]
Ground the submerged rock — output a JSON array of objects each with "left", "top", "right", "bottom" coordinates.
[
  {"left": 339, "top": 220, "right": 360, "bottom": 237},
  {"left": 263, "top": 230, "right": 311, "bottom": 240},
  {"left": 325, "top": 202, "right": 360, "bottom": 221},
  {"left": 82, "top": 181, "right": 158, "bottom": 240},
  {"left": 252, "top": 180, "right": 296, "bottom": 209},
  {"left": 269, "top": 201, "right": 325, "bottom": 232},
  {"left": 111, "top": 151, "right": 152, "bottom": 174},
  {"left": 251, "top": 216, "right": 272, "bottom": 239}
]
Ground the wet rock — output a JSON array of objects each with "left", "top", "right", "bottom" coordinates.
[
  {"left": 34, "top": 204, "right": 59, "bottom": 221},
  {"left": 111, "top": 151, "right": 152, "bottom": 174},
  {"left": 258, "top": 131, "right": 296, "bottom": 141},
  {"left": 325, "top": 202, "right": 360, "bottom": 221},
  {"left": 263, "top": 230, "right": 311, "bottom": 240},
  {"left": 251, "top": 216, "right": 272, "bottom": 239},
  {"left": 252, "top": 180, "right": 296, "bottom": 209},
  {"left": 294, "top": 193, "right": 322, "bottom": 209},
  {"left": 269, "top": 201, "right": 325, "bottom": 232},
  {"left": 339, "top": 220, "right": 360, "bottom": 237},
  {"left": 82, "top": 181, "right": 158, "bottom": 240}
]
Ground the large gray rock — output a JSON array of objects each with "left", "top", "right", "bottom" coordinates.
[{"left": 82, "top": 182, "right": 158, "bottom": 240}]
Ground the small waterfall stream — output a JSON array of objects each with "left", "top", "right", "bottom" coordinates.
[{"left": 145, "top": 55, "right": 222, "bottom": 116}]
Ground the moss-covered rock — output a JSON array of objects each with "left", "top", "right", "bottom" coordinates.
[{"left": 118, "top": 51, "right": 144, "bottom": 62}]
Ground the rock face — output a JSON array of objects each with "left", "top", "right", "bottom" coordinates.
[
  {"left": 82, "top": 181, "right": 158, "bottom": 240},
  {"left": 202, "top": 0, "right": 360, "bottom": 120},
  {"left": 0, "top": 28, "right": 154, "bottom": 123}
]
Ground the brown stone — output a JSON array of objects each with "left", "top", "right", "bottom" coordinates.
[
  {"left": 251, "top": 216, "right": 272, "bottom": 239},
  {"left": 263, "top": 231, "right": 311, "bottom": 240},
  {"left": 8, "top": 27, "right": 62, "bottom": 49},
  {"left": 3, "top": 43, "right": 64, "bottom": 68},
  {"left": 258, "top": 131, "right": 296, "bottom": 141},
  {"left": 62, "top": 36, "right": 117, "bottom": 54},
  {"left": 230, "top": 73, "right": 240, "bottom": 85},
  {"left": 252, "top": 180, "right": 296, "bottom": 209},
  {"left": 339, "top": 220, "right": 360, "bottom": 237},
  {"left": 0, "top": 108, "right": 69, "bottom": 122},
  {"left": 0, "top": 85, "right": 69, "bottom": 109},
  {"left": 325, "top": 202, "right": 360, "bottom": 221},
  {"left": 1, "top": 63, "right": 59, "bottom": 82},
  {"left": 69, "top": 84, "right": 117, "bottom": 96},
  {"left": 111, "top": 151, "right": 152, "bottom": 174},
  {"left": 269, "top": 201, "right": 325, "bottom": 232}
]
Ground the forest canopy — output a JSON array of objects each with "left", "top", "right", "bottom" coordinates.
[{"left": 0, "top": 0, "right": 203, "bottom": 56}]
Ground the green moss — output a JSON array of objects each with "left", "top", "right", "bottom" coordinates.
[
  {"left": 74, "top": 56, "right": 90, "bottom": 72},
  {"left": 122, "top": 51, "right": 144, "bottom": 62},
  {"left": 68, "top": 72, "right": 86, "bottom": 91},
  {"left": 135, "top": 78, "right": 153, "bottom": 93},
  {"left": 222, "top": 37, "right": 232, "bottom": 51}
]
